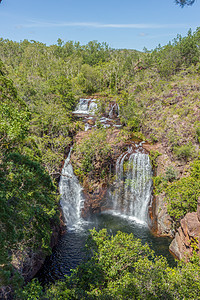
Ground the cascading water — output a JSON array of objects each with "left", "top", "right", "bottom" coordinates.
[
  {"left": 109, "top": 103, "right": 119, "bottom": 118},
  {"left": 37, "top": 99, "right": 174, "bottom": 284},
  {"left": 88, "top": 101, "right": 98, "bottom": 114},
  {"left": 37, "top": 143, "right": 174, "bottom": 285},
  {"left": 73, "top": 98, "right": 97, "bottom": 115},
  {"left": 59, "top": 148, "right": 85, "bottom": 229},
  {"left": 73, "top": 98, "right": 89, "bottom": 114},
  {"left": 110, "top": 143, "right": 153, "bottom": 224}
]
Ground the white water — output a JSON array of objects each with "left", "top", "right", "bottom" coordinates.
[
  {"left": 59, "top": 149, "right": 85, "bottom": 229},
  {"left": 73, "top": 98, "right": 97, "bottom": 115},
  {"left": 109, "top": 103, "right": 119, "bottom": 118},
  {"left": 110, "top": 145, "right": 153, "bottom": 225},
  {"left": 60, "top": 143, "right": 152, "bottom": 229}
]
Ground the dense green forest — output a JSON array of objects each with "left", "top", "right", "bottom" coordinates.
[{"left": 1, "top": 27, "right": 200, "bottom": 298}]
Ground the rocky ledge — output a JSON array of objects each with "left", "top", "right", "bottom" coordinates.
[{"left": 169, "top": 199, "right": 200, "bottom": 260}]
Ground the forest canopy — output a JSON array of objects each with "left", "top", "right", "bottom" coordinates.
[{"left": 0, "top": 26, "right": 200, "bottom": 298}]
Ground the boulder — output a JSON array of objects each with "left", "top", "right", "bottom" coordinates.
[{"left": 169, "top": 212, "right": 200, "bottom": 261}]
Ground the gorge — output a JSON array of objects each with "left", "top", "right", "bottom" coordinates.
[
  {"left": 37, "top": 99, "right": 174, "bottom": 285},
  {"left": 1, "top": 33, "right": 200, "bottom": 298}
]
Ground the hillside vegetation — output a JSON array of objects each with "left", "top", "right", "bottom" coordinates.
[{"left": 0, "top": 28, "right": 200, "bottom": 298}]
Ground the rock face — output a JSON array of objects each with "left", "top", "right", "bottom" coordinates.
[
  {"left": 11, "top": 249, "right": 46, "bottom": 283},
  {"left": 82, "top": 184, "right": 107, "bottom": 218},
  {"left": 197, "top": 197, "right": 200, "bottom": 222},
  {"left": 151, "top": 193, "right": 173, "bottom": 236},
  {"left": 11, "top": 213, "right": 64, "bottom": 284},
  {"left": 169, "top": 211, "right": 200, "bottom": 260},
  {"left": 143, "top": 143, "right": 174, "bottom": 237}
]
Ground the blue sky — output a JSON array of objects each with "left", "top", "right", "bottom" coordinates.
[{"left": 0, "top": 0, "right": 200, "bottom": 51}]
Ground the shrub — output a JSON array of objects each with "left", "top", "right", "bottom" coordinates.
[
  {"left": 149, "top": 150, "right": 162, "bottom": 168},
  {"left": 173, "top": 142, "right": 196, "bottom": 161},
  {"left": 196, "top": 125, "right": 200, "bottom": 143},
  {"left": 166, "top": 158, "right": 200, "bottom": 225},
  {"left": 163, "top": 166, "right": 178, "bottom": 182},
  {"left": 72, "top": 128, "right": 112, "bottom": 181}
]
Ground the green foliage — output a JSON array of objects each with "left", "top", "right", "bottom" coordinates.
[
  {"left": 166, "top": 159, "right": 200, "bottom": 225},
  {"left": 1, "top": 29, "right": 200, "bottom": 296},
  {"left": 149, "top": 150, "right": 162, "bottom": 168},
  {"left": 82, "top": 40, "right": 111, "bottom": 66},
  {"left": 151, "top": 28, "right": 200, "bottom": 77},
  {"left": 153, "top": 166, "right": 178, "bottom": 195},
  {"left": 77, "top": 64, "right": 101, "bottom": 94},
  {"left": 0, "top": 67, "right": 30, "bottom": 153},
  {"left": 175, "top": 0, "right": 195, "bottom": 7},
  {"left": 17, "top": 278, "right": 44, "bottom": 300},
  {"left": 163, "top": 166, "right": 178, "bottom": 182},
  {"left": 36, "top": 229, "right": 200, "bottom": 299},
  {"left": 0, "top": 152, "right": 58, "bottom": 267},
  {"left": 153, "top": 175, "right": 165, "bottom": 195},
  {"left": 0, "top": 60, "right": 59, "bottom": 293},
  {"left": 118, "top": 93, "right": 140, "bottom": 131},
  {"left": 173, "top": 142, "right": 197, "bottom": 161},
  {"left": 195, "top": 123, "right": 200, "bottom": 143},
  {"left": 73, "top": 129, "right": 112, "bottom": 183}
]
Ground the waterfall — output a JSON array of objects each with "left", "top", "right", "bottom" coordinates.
[
  {"left": 111, "top": 145, "right": 153, "bottom": 224},
  {"left": 73, "top": 98, "right": 97, "bottom": 115},
  {"left": 59, "top": 148, "right": 85, "bottom": 229},
  {"left": 88, "top": 100, "right": 97, "bottom": 115},
  {"left": 109, "top": 103, "right": 119, "bottom": 118},
  {"left": 73, "top": 98, "right": 90, "bottom": 114}
]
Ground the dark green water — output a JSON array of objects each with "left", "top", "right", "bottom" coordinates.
[{"left": 37, "top": 211, "right": 175, "bottom": 285}]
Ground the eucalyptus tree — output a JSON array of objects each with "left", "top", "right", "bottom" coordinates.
[{"left": 175, "top": 0, "right": 195, "bottom": 7}]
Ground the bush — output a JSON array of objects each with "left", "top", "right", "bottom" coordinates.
[
  {"left": 163, "top": 166, "right": 178, "bottom": 182},
  {"left": 174, "top": 142, "right": 196, "bottom": 161},
  {"left": 34, "top": 229, "right": 200, "bottom": 300},
  {"left": 196, "top": 125, "right": 200, "bottom": 143},
  {"left": 72, "top": 128, "right": 112, "bottom": 182},
  {"left": 149, "top": 150, "right": 162, "bottom": 168},
  {"left": 166, "top": 159, "right": 200, "bottom": 225}
]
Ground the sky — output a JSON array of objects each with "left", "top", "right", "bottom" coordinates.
[{"left": 0, "top": 0, "right": 200, "bottom": 51}]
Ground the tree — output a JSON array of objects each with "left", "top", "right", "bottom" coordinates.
[
  {"left": 175, "top": 0, "right": 195, "bottom": 7},
  {"left": 40, "top": 229, "right": 200, "bottom": 299}
]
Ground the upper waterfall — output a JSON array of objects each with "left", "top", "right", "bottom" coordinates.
[
  {"left": 73, "top": 98, "right": 97, "bottom": 115},
  {"left": 110, "top": 143, "right": 153, "bottom": 225},
  {"left": 59, "top": 148, "right": 85, "bottom": 229},
  {"left": 73, "top": 98, "right": 121, "bottom": 131}
]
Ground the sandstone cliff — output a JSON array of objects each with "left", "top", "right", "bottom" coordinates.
[{"left": 169, "top": 198, "right": 200, "bottom": 260}]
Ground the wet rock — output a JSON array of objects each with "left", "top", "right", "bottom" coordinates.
[{"left": 81, "top": 185, "right": 107, "bottom": 218}]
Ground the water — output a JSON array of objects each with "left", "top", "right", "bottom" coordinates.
[
  {"left": 59, "top": 148, "right": 84, "bottom": 229},
  {"left": 110, "top": 144, "right": 153, "bottom": 224},
  {"left": 37, "top": 146, "right": 174, "bottom": 285},
  {"left": 73, "top": 98, "right": 97, "bottom": 115},
  {"left": 109, "top": 103, "right": 119, "bottom": 118},
  {"left": 73, "top": 98, "right": 121, "bottom": 131},
  {"left": 37, "top": 214, "right": 173, "bottom": 285}
]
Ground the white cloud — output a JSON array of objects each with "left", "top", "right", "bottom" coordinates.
[{"left": 22, "top": 20, "right": 188, "bottom": 30}]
